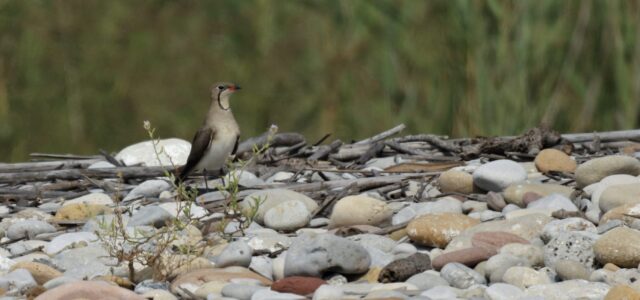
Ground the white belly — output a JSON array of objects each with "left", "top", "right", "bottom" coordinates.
[{"left": 194, "top": 133, "right": 237, "bottom": 172}]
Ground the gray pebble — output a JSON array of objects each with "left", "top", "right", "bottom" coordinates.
[
  {"left": 543, "top": 231, "right": 597, "bottom": 272},
  {"left": 440, "top": 262, "right": 486, "bottom": 289},
  {"left": 221, "top": 283, "right": 266, "bottom": 300},
  {"left": 473, "top": 159, "right": 527, "bottom": 192},
  {"left": 406, "top": 271, "right": 450, "bottom": 290},
  {"left": 484, "top": 253, "right": 530, "bottom": 283},
  {"left": 214, "top": 240, "right": 253, "bottom": 268},
  {"left": 6, "top": 220, "right": 56, "bottom": 240},
  {"left": 0, "top": 268, "right": 37, "bottom": 296},
  {"left": 128, "top": 205, "right": 173, "bottom": 228}
]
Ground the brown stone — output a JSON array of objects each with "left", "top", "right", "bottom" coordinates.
[
  {"left": 522, "top": 192, "right": 543, "bottom": 206},
  {"left": 431, "top": 246, "right": 495, "bottom": 270},
  {"left": 34, "top": 281, "right": 145, "bottom": 300},
  {"left": 534, "top": 149, "right": 577, "bottom": 173},
  {"left": 378, "top": 253, "right": 431, "bottom": 283},
  {"left": 601, "top": 203, "right": 640, "bottom": 224},
  {"left": 594, "top": 227, "right": 640, "bottom": 268},
  {"left": 271, "top": 276, "right": 326, "bottom": 295},
  {"left": 53, "top": 203, "right": 112, "bottom": 221},
  {"left": 604, "top": 285, "right": 640, "bottom": 300},
  {"left": 437, "top": 170, "right": 474, "bottom": 194},
  {"left": 406, "top": 213, "right": 479, "bottom": 248},
  {"left": 10, "top": 261, "right": 62, "bottom": 285},
  {"left": 471, "top": 231, "right": 529, "bottom": 252}
]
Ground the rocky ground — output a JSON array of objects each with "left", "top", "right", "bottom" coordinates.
[{"left": 1, "top": 125, "right": 640, "bottom": 300}]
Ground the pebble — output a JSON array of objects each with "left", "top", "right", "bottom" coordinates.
[
  {"left": 540, "top": 217, "right": 598, "bottom": 243},
  {"left": 0, "top": 268, "right": 37, "bottom": 296},
  {"left": 599, "top": 183, "right": 640, "bottom": 212},
  {"left": 406, "top": 271, "right": 450, "bottom": 290},
  {"left": 329, "top": 195, "right": 393, "bottom": 227},
  {"left": 392, "top": 198, "right": 462, "bottom": 225},
  {"left": 251, "top": 289, "right": 306, "bottom": 299},
  {"left": 284, "top": 233, "right": 370, "bottom": 277},
  {"left": 588, "top": 174, "right": 640, "bottom": 207},
  {"left": 472, "top": 159, "right": 527, "bottom": 192},
  {"left": 271, "top": 276, "right": 326, "bottom": 295},
  {"left": 420, "top": 285, "right": 459, "bottom": 299},
  {"left": 431, "top": 246, "right": 495, "bottom": 270},
  {"left": 128, "top": 205, "right": 174, "bottom": 227},
  {"left": 440, "top": 262, "right": 486, "bottom": 289},
  {"left": 499, "top": 243, "right": 544, "bottom": 267},
  {"left": 524, "top": 280, "right": 610, "bottom": 299},
  {"left": 484, "top": 253, "right": 531, "bottom": 283},
  {"left": 438, "top": 170, "right": 474, "bottom": 194},
  {"left": 406, "top": 213, "right": 479, "bottom": 248},
  {"left": 116, "top": 138, "right": 190, "bottom": 167},
  {"left": 221, "top": 283, "right": 265, "bottom": 300},
  {"left": 214, "top": 240, "right": 253, "bottom": 268},
  {"left": 554, "top": 260, "right": 590, "bottom": 280},
  {"left": 575, "top": 155, "right": 640, "bottom": 188},
  {"left": 605, "top": 285, "right": 640, "bottom": 300},
  {"left": 534, "top": 149, "right": 577, "bottom": 173},
  {"left": 503, "top": 183, "right": 574, "bottom": 207},
  {"left": 10, "top": 261, "right": 62, "bottom": 285},
  {"left": 594, "top": 227, "right": 640, "bottom": 268},
  {"left": 264, "top": 200, "right": 311, "bottom": 231},
  {"left": 543, "top": 231, "right": 597, "bottom": 271},
  {"left": 63, "top": 192, "right": 114, "bottom": 206},
  {"left": 44, "top": 232, "right": 99, "bottom": 255},
  {"left": 312, "top": 284, "right": 344, "bottom": 300},
  {"left": 502, "top": 266, "right": 551, "bottom": 289},
  {"left": 526, "top": 193, "right": 578, "bottom": 213},
  {"left": 6, "top": 220, "right": 56, "bottom": 240},
  {"left": 240, "top": 189, "right": 318, "bottom": 224},
  {"left": 35, "top": 280, "right": 146, "bottom": 300},
  {"left": 484, "top": 283, "right": 524, "bottom": 300},
  {"left": 123, "top": 179, "right": 172, "bottom": 201},
  {"left": 53, "top": 203, "right": 112, "bottom": 221}
]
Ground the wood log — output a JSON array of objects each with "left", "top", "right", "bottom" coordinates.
[{"left": 0, "top": 166, "right": 170, "bottom": 184}]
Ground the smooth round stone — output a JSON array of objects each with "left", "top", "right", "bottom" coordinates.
[
  {"left": 221, "top": 283, "right": 265, "bottom": 300},
  {"left": 312, "top": 284, "right": 344, "bottom": 300},
  {"left": 127, "top": 205, "right": 173, "bottom": 227},
  {"left": 0, "top": 268, "right": 37, "bottom": 295},
  {"left": 266, "top": 171, "right": 295, "bottom": 183},
  {"left": 44, "top": 232, "right": 99, "bottom": 255},
  {"left": 462, "top": 201, "right": 488, "bottom": 214},
  {"left": 6, "top": 240, "right": 47, "bottom": 256},
  {"left": 523, "top": 280, "right": 610, "bottom": 299},
  {"left": 484, "top": 283, "right": 524, "bottom": 300},
  {"left": 484, "top": 254, "right": 530, "bottom": 283},
  {"left": 540, "top": 218, "right": 598, "bottom": 243},
  {"left": 6, "top": 220, "right": 56, "bottom": 240},
  {"left": 445, "top": 214, "right": 551, "bottom": 252},
  {"left": 116, "top": 138, "right": 190, "bottom": 167},
  {"left": 605, "top": 285, "right": 640, "bottom": 300},
  {"left": 247, "top": 232, "right": 291, "bottom": 255},
  {"left": 599, "top": 183, "right": 640, "bottom": 212},
  {"left": 284, "top": 234, "right": 370, "bottom": 277},
  {"left": 594, "top": 227, "right": 640, "bottom": 268},
  {"left": 503, "top": 184, "right": 574, "bottom": 207},
  {"left": 611, "top": 269, "right": 640, "bottom": 287},
  {"left": 534, "top": 149, "right": 576, "bottom": 173},
  {"left": 158, "top": 202, "right": 207, "bottom": 219},
  {"left": 554, "top": 260, "right": 590, "bottom": 280},
  {"left": 40, "top": 280, "right": 146, "bottom": 299},
  {"left": 544, "top": 231, "right": 597, "bottom": 271},
  {"left": 42, "top": 275, "right": 80, "bottom": 290},
  {"left": 348, "top": 234, "right": 397, "bottom": 253},
  {"left": 575, "top": 155, "right": 640, "bottom": 188},
  {"left": 240, "top": 189, "right": 317, "bottom": 224},
  {"left": 473, "top": 159, "right": 527, "bottom": 192},
  {"left": 54, "top": 203, "right": 112, "bottom": 222},
  {"left": 214, "top": 241, "right": 253, "bottom": 268},
  {"left": 220, "top": 170, "right": 265, "bottom": 188},
  {"left": 88, "top": 161, "right": 116, "bottom": 169},
  {"left": 499, "top": 244, "right": 544, "bottom": 267},
  {"left": 123, "top": 179, "right": 171, "bottom": 201},
  {"left": 63, "top": 192, "right": 114, "bottom": 207},
  {"left": 406, "top": 271, "right": 450, "bottom": 290},
  {"left": 393, "top": 243, "right": 417, "bottom": 257},
  {"left": 52, "top": 246, "right": 114, "bottom": 279},
  {"left": 329, "top": 195, "right": 392, "bottom": 227},
  {"left": 588, "top": 174, "right": 640, "bottom": 206},
  {"left": 407, "top": 213, "right": 479, "bottom": 248},
  {"left": 264, "top": 200, "right": 311, "bottom": 231},
  {"left": 392, "top": 198, "right": 463, "bottom": 225},
  {"left": 502, "top": 266, "right": 551, "bottom": 289},
  {"left": 526, "top": 193, "right": 578, "bottom": 213},
  {"left": 438, "top": 170, "right": 474, "bottom": 194},
  {"left": 141, "top": 289, "right": 178, "bottom": 300},
  {"left": 271, "top": 276, "right": 326, "bottom": 296},
  {"left": 601, "top": 203, "right": 640, "bottom": 224},
  {"left": 479, "top": 210, "right": 503, "bottom": 222},
  {"left": 171, "top": 267, "right": 271, "bottom": 294},
  {"left": 440, "top": 262, "right": 486, "bottom": 289},
  {"left": 308, "top": 218, "right": 329, "bottom": 228}
]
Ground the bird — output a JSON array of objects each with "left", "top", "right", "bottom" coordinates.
[{"left": 176, "top": 82, "right": 241, "bottom": 184}]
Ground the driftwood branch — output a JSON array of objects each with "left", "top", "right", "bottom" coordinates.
[
  {"left": 236, "top": 132, "right": 306, "bottom": 157},
  {"left": 0, "top": 166, "right": 170, "bottom": 184},
  {"left": 354, "top": 124, "right": 406, "bottom": 145}
]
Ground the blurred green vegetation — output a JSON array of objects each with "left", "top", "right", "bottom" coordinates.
[{"left": 0, "top": 0, "right": 639, "bottom": 162}]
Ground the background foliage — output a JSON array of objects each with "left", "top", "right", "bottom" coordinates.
[{"left": 1, "top": 0, "right": 639, "bottom": 161}]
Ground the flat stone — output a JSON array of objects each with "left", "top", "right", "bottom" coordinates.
[
  {"left": 128, "top": 205, "right": 173, "bottom": 228},
  {"left": 221, "top": 283, "right": 265, "bottom": 300},
  {"left": 115, "top": 138, "right": 190, "bottom": 167},
  {"left": 438, "top": 170, "right": 474, "bottom": 194},
  {"left": 406, "top": 271, "right": 450, "bottom": 290},
  {"left": 123, "top": 179, "right": 171, "bottom": 201},
  {"left": 485, "top": 283, "right": 524, "bottom": 300},
  {"left": 575, "top": 155, "right": 640, "bottom": 188},
  {"left": 594, "top": 227, "right": 640, "bottom": 268},
  {"left": 471, "top": 231, "right": 530, "bottom": 253},
  {"left": 503, "top": 184, "right": 574, "bottom": 207},
  {"left": 473, "top": 159, "right": 527, "bottom": 192},
  {"left": 44, "top": 232, "right": 99, "bottom": 255},
  {"left": 601, "top": 203, "right": 640, "bottom": 224},
  {"left": 526, "top": 193, "right": 578, "bottom": 213},
  {"left": 10, "top": 261, "right": 62, "bottom": 285},
  {"left": 312, "top": 284, "right": 344, "bottom": 300},
  {"left": 284, "top": 233, "right": 370, "bottom": 277},
  {"left": 35, "top": 280, "right": 146, "bottom": 300},
  {"left": 170, "top": 267, "right": 271, "bottom": 294},
  {"left": 264, "top": 200, "right": 311, "bottom": 231},
  {"left": 484, "top": 253, "right": 531, "bottom": 283},
  {"left": 0, "top": 268, "right": 37, "bottom": 296},
  {"left": 240, "top": 189, "right": 318, "bottom": 224},
  {"left": 440, "top": 262, "right": 486, "bottom": 289},
  {"left": 63, "top": 192, "right": 114, "bottom": 206},
  {"left": 431, "top": 246, "right": 495, "bottom": 270},
  {"left": 524, "top": 280, "right": 610, "bottom": 299},
  {"left": 271, "top": 276, "right": 326, "bottom": 295},
  {"left": 52, "top": 245, "right": 115, "bottom": 279},
  {"left": 588, "top": 174, "right": 640, "bottom": 207},
  {"left": 6, "top": 220, "right": 56, "bottom": 240},
  {"left": 599, "top": 183, "right": 640, "bottom": 212},
  {"left": 554, "top": 260, "right": 590, "bottom": 280},
  {"left": 53, "top": 203, "right": 112, "bottom": 222},
  {"left": 499, "top": 243, "right": 544, "bottom": 267},
  {"left": 534, "top": 149, "right": 576, "bottom": 173},
  {"left": 407, "top": 213, "right": 479, "bottom": 248},
  {"left": 330, "top": 195, "right": 393, "bottom": 227},
  {"left": 392, "top": 198, "right": 462, "bottom": 225}
]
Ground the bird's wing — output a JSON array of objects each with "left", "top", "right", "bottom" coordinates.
[{"left": 178, "top": 127, "right": 214, "bottom": 182}]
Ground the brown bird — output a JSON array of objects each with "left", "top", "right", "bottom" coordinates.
[{"left": 176, "top": 82, "right": 241, "bottom": 183}]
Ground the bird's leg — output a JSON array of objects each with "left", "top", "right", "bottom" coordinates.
[
  {"left": 203, "top": 168, "right": 209, "bottom": 192},
  {"left": 220, "top": 168, "right": 226, "bottom": 188}
]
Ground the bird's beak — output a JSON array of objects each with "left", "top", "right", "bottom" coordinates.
[{"left": 229, "top": 84, "right": 241, "bottom": 91}]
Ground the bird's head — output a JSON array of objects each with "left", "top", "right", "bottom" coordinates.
[{"left": 211, "top": 82, "right": 241, "bottom": 110}]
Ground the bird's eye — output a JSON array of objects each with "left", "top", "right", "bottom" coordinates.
[{"left": 217, "top": 85, "right": 225, "bottom": 90}]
